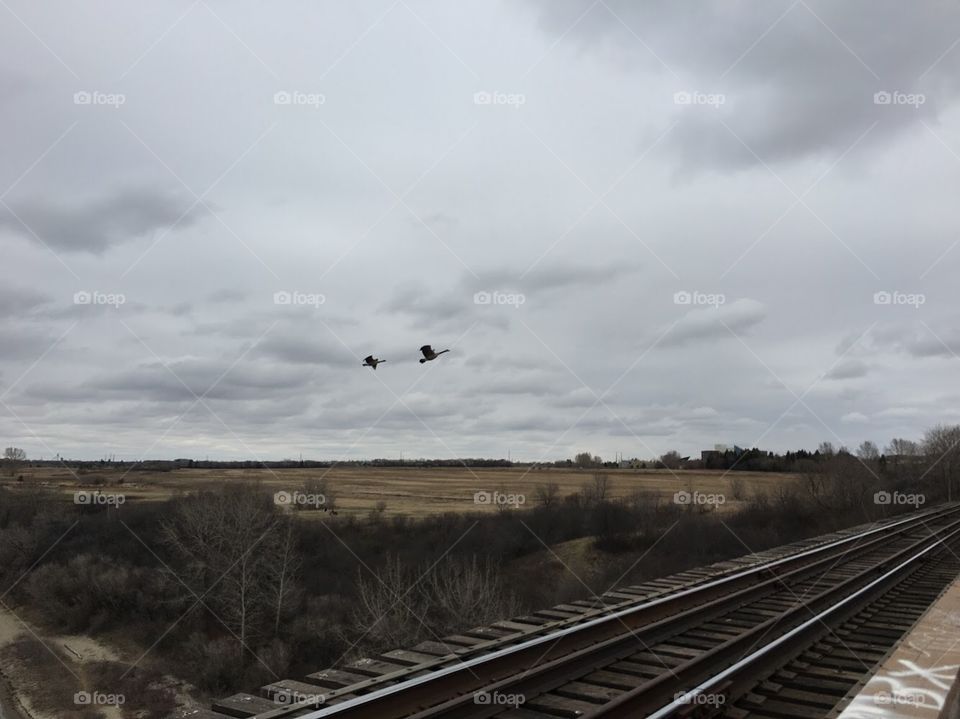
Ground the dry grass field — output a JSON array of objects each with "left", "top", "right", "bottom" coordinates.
[{"left": 1, "top": 465, "right": 796, "bottom": 517}]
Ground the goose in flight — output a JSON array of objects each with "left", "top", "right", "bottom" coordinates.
[
  {"left": 419, "top": 345, "right": 450, "bottom": 363},
  {"left": 362, "top": 355, "right": 386, "bottom": 370}
]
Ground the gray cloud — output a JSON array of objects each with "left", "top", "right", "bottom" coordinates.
[
  {"left": 526, "top": 0, "right": 960, "bottom": 170},
  {"left": 826, "top": 359, "right": 869, "bottom": 380},
  {"left": 661, "top": 299, "right": 766, "bottom": 347},
  {"left": 0, "top": 187, "right": 203, "bottom": 253},
  {"left": 0, "top": 327, "right": 62, "bottom": 361},
  {"left": 867, "top": 323, "right": 960, "bottom": 359},
  {"left": 0, "top": 286, "right": 50, "bottom": 318},
  {"left": 253, "top": 334, "right": 357, "bottom": 366},
  {"left": 88, "top": 358, "right": 315, "bottom": 402}
]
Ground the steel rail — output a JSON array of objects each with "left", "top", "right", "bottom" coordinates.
[
  {"left": 639, "top": 522, "right": 960, "bottom": 719},
  {"left": 401, "top": 509, "right": 960, "bottom": 719}
]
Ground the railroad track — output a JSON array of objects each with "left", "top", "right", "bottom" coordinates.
[{"left": 199, "top": 504, "right": 960, "bottom": 719}]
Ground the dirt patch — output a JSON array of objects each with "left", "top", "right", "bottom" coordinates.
[{"left": 0, "top": 607, "right": 193, "bottom": 719}]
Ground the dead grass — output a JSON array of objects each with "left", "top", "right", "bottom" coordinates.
[{"left": 1, "top": 466, "right": 793, "bottom": 517}]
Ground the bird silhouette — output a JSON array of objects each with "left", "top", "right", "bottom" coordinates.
[
  {"left": 419, "top": 345, "right": 450, "bottom": 363},
  {"left": 362, "top": 355, "right": 386, "bottom": 370}
]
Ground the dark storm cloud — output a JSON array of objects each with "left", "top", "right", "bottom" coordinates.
[
  {"left": 0, "top": 187, "right": 203, "bottom": 253},
  {"left": 526, "top": 0, "right": 960, "bottom": 169}
]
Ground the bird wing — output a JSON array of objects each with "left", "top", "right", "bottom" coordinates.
[
  {"left": 364, "top": 355, "right": 374, "bottom": 363},
  {"left": 420, "top": 345, "right": 432, "bottom": 356}
]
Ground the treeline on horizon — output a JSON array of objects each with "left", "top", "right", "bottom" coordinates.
[{"left": 11, "top": 441, "right": 938, "bottom": 473}]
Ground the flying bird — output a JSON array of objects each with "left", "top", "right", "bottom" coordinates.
[
  {"left": 419, "top": 345, "right": 450, "bottom": 363},
  {"left": 362, "top": 355, "right": 386, "bottom": 370}
]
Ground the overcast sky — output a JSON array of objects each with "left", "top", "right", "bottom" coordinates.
[{"left": 2, "top": 0, "right": 960, "bottom": 462}]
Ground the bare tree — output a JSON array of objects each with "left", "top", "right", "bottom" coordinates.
[
  {"left": 923, "top": 425, "right": 960, "bottom": 501},
  {"left": 579, "top": 474, "right": 612, "bottom": 505},
  {"left": 592, "top": 473, "right": 611, "bottom": 502},
  {"left": 856, "top": 441, "right": 879, "bottom": 461},
  {"left": 573, "top": 452, "right": 597, "bottom": 468},
  {"left": 534, "top": 482, "right": 560, "bottom": 507},
  {"left": 800, "top": 450, "right": 875, "bottom": 512},
  {"left": 2, "top": 447, "right": 26, "bottom": 477},
  {"left": 161, "top": 486, "right": 296, "bottom": 652},
  {"left": 885, "top": 438, "right": 920, "bottom": 481},
  {"left": 266, "top": 517, "right": 301, "bottom": 636},
  {"left": 886, "top": 438, "right": 919, "bottom": 457},
  {"left": 659, "top": 451, "right": 682, "bottom": 470}
]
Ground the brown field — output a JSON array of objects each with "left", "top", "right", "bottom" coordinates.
[{"left": 1, "top": 465, "right": 798, "bottom": 517}]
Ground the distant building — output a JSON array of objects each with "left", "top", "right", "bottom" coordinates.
[{"left": 703, "top": 445, "right": 746, "bottom": 461}]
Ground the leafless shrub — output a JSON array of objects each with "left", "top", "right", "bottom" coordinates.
[
  {"left": 534, "top": 482, "right": 561, "bottom": 507},
  {"left": 349, "top": 555, "right": 519, "bottom": 655},
  {"left": 580, "top": 474, "right": 612, "bottom": 505},
  {"left": 728, "top": 475, "right": 746, "bottom": 501}
]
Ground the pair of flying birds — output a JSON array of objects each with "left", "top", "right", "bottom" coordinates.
[{"left": 362, "top": 344, "right": 449, "bottom": 370}]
